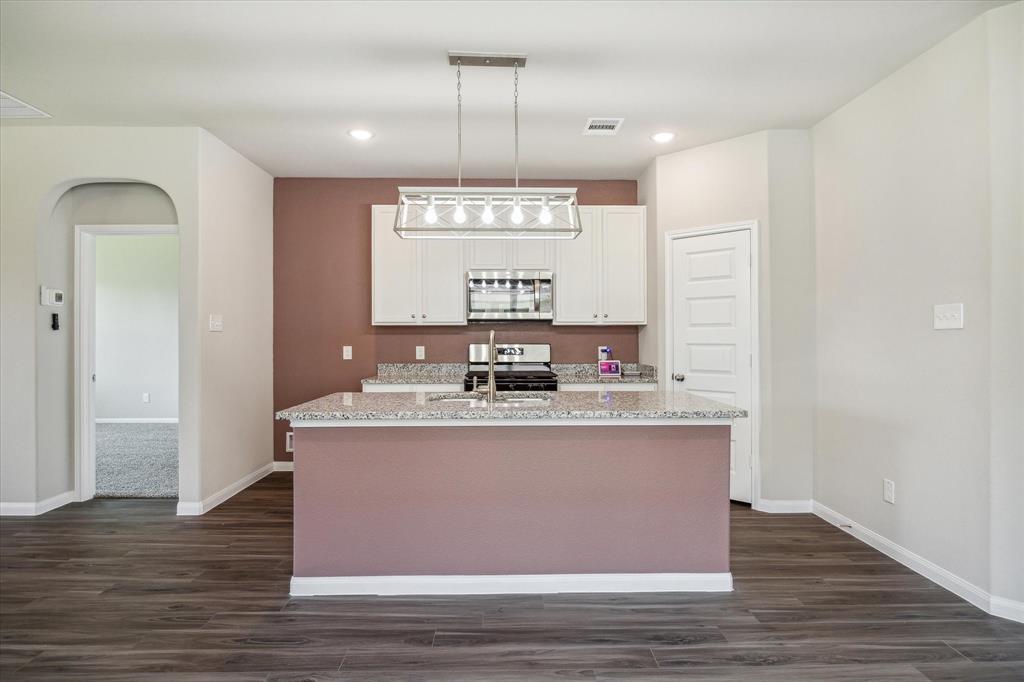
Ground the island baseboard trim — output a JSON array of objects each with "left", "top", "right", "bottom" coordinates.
[
  {"left": 287, "top": 418, "right": 733, "bottom": 428},
  {"left": 290, "top": 572, "right": 733, "bottom": 596}
]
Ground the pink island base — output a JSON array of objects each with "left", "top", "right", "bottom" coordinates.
[{"left": 290, "top": 424, "right": 732, "bottom": 595}]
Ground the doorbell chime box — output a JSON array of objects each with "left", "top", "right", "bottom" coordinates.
[{"left": 40, "top": 286, "right": 64, "bottom": 306}]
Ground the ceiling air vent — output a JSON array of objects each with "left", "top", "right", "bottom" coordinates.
[
  {"left": 582, "top": 117, "right": 624, "bottom": 136},
  {"left": 0, "top": 91, "right": 50, "bottom": 119}
]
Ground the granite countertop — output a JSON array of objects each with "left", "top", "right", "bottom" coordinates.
[
  {"left": 277, "top": 389, "right": 745, "bottom": 422},
  {"left": 361, "top": 363, "right": 658, "bottom": 385}
]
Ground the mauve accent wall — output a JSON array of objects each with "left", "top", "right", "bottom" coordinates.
[
  {"left": 274, "top": 178, "right": 639, "bottom": 461},
  {"left": 294, "top": 425, "right": 730, "bottom": 577}
]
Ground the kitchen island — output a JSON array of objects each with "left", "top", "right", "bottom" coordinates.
[{"left": 277, "top": 390, "right": 746, "bottom": 596}]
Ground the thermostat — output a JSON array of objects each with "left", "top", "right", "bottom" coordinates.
[{"left": 40, "top": 286, "right": 64, "bottom": 307}]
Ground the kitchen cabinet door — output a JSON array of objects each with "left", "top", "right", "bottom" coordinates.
[
  {"left": 372, "top": 205, "right": 420, "bottom": 324},
  {"left": 601, "top": 206, "right": 647, "bottom": 324},
  {"left": 510, "top": 240, "right": 554, "bottom": 270},
  {"left": 554, "top": 207, "right": 600, "bottom": 324},
  {"left": 465, "top": 239, "right": 510, "bottom": 270},
  {"left": 421, "top": 239, "right": 466, "bottom": 324}
]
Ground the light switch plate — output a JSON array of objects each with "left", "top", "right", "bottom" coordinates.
[
  {"left": 883, "top": 478, "right": 895, "bottom": 505},
  {"left": 142, "top": 392, "right": 151, "bottom": 404},
  {"left": 933, "top": 303, "right": 964, "bottom": 330},
  {"left": 342, "top": 345, "right": 352, "bottom": 360},
  {"left": 285, "top": 431, "right": 294, "bottom": 453},
  {"left": 415, "top": 345, "right": 426, "bottom": 360},
  {"left": 208, "top": 314, "right": 224, "bottom": 332}
]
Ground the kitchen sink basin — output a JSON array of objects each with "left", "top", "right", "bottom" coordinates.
[{"left": 427, "top": 392, "right": 552, "bottom": 407}]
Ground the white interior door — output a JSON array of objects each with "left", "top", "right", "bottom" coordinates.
[{"left": 670, "top": 230, "right": 753, "bottom": 502}]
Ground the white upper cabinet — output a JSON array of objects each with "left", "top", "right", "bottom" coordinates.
[
  {"left": 372, "top": 204, "right": 644, "bottom": 327},
  {"left": 554, "top": 207, "right": 600, "bottom": 323},
  {"left": 465, "top": 238, "right": 554, "bottom": 271},
  {"left": 554, "top": 206, "right": 647, "bottom": 325},
  {"left": 465, "top": 240, "right": 510, "bottom": 270},
  {"left": 601, "top": 207, "right": 647, "bottom": 324},
  {"left": 372, "top": 205, "right": 466, "bottom": 325}
]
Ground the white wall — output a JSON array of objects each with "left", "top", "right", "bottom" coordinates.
[
  {"left": 95, "top": 234, "right": 179, "bottom": 419},
  {"left": 1, "top": 127, "right": 202, "bottom": 507},
  {"left": 985, "top": 1, "right": 1023, "bottom": 615},
  {"left": 813, "top": 4, "right": 1022, "bottom": 608},
  {"left": 197, "top": 130, "right": 274, "bottom": 502},
  {"left": 35, "top": 183, "right": 178, "bottom": 500},
  {"left": 638, "top": 129, "right": 816, "bottom": 503},
  {"left": 1, "top": 126, "right": 274, "bottom": 513}
]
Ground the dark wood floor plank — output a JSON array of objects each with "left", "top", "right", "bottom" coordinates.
[{"left": 2, "top": 473, "right": 1022, "bottom": 681}]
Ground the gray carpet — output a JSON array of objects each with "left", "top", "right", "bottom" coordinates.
[{"left": 95, "top": 422, "right": 178, "bottom": 498}]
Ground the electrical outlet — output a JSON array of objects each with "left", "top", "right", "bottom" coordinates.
[
  {"left": 415, "top": 345, "right": 426, "bottom": 360},
  {"left": 142, "top": 392, "right": 151, "bottom": 404},
  {"left": 883, "top": 478, "right": 895, "bottom": 505},
  {"left": 933, "top": 303, "right": 964, "bottom": 330},
  {"left": 285, "top": 431, "right": 294, "bottom": 453},
  {"left": 208, "top": 313, "right": 224, "bottom": 332},
  {"left": 342, "top": 345, "right": 352, "bottom": 360}
]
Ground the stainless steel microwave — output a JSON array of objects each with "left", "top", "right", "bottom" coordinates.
[{"left": 467, "top": 270, "right": 553, "bottom": 321}]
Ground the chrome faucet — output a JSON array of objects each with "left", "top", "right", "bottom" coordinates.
[{"left": 485, "top": 329, "right": 497, "bottom": 403}]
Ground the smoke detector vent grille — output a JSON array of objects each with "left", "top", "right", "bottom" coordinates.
[
  {"left": 0, "top": 91, "right": 50, "bottom": 119},
  {"left": 583, "top": 117, "right": 624, "bottom": 136}
]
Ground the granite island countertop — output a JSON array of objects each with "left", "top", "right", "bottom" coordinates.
[
  {"left": 360, "top": 362, "right": 658, "bottom": 385},
  {"left": 277, "top": 389, "right": 745, "bottom": 424}
]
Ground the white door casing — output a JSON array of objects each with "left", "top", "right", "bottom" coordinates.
[
  {"left": 74, "top": 224, "right": 179, "bottom": 503},
  {"left": 667, "top": 226, "right": 755, "bottom": 503}
]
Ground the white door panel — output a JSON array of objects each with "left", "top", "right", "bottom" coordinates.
[
  {"left": 670, "top": 230, "right": 753, "bottom": 502},
  {"left": 554, "top": 207, "right": 600, "bottom": 324},
  {"left": 601, "top": 207, "right": 646, "bottom": 324},
  {"left": 421, "top": 240, "right": 466, "bottom": 324}
]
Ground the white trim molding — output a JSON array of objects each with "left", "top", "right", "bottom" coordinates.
[
  {"left": 0, "top": 490, "right": 76, "bottom": 517},
  {"left": 291, "top": 572, "right": 733, "bottom": 596},
  {"left": 813, "top": 501, "right": 1023, "bottom": 624},
  {"left": 273, "top": 461, "right": 294, "bottom": 472},
  {"left": 991, "top": 597, "right": 1024, "bottom": 623},
  {"left": 755, "top": 499, "right": 813, "bottom": 513},
  {"left": 95, "top": 418, "right": 179, "bottom": 424},
  {"left": 176, "top": 462, "right": 273, "bottom": 516}
]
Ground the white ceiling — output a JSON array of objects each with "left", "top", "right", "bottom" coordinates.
[{"left": 0, "top": 0, "right": 1006, "bottom": 179}]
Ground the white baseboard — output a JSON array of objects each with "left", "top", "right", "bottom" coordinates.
[
  {"left": 813, "top": 500, "right": 1023, "bottom": 624},
  {"left": 754, "top": 499, "right": 813, "bottom": 513},
  {"left": 273, "top": 461, "right": 294, "bottom": 472},
  {"left": 176, "top": 462, "right": 274, "bottom": 516},
  {"left": 290, "top": 572, "right": 733, "bottom": 596},
  {"left": 991, "top": 596, "right": 1024, "bottom": 623},
  {"left": 95, "top": 417, "right": 179, "bottom": 424},
  {"left": 0, "top": 490, "right": 76, "bottom": 516}
]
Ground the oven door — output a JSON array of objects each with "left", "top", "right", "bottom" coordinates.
[{"left": 467, "top": 271, "right": 553, "bottom": 321}]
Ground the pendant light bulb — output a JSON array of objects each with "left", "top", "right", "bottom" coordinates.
[
  {"left": 481, "top": 198, "right": 494, "bottom": 225},
  {"left": 453, "top": 198, "right": 467, "bottom": 225},
  {"left": 510, "top": 198, "right": 524, "bottom": 225},
  {"left": 424, "top": 198, "right": 438, "bottom": 225},
  {"left": 539, "top": 197, "right": 552, "bottom": 225}
]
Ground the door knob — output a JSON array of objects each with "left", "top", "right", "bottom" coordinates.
[
  {"left": 410, "top": 313, "right": 416, "bottom": 319},
  {"left": 672, "top": 373, "right": 686, "bottom": 382},
  {"left": 603, "top": 313, "right": 609, "bottom": 318},
  {"left": 421, "top": 313, "right": 427, "bottom": 319},
  {"left": 592, "top": 313, "right": 598, "bottom": 319}
]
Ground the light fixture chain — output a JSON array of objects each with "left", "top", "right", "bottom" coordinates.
[
  {"left": 513, "top": 60, "right": 519, "bottom": 188},
  {"left": 457, "top": 59, "right": 462, "bottom": 187}
]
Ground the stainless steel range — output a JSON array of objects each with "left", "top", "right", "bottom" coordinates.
[{"left": 464, "top": 342, "right": 558, "bottom": 392}]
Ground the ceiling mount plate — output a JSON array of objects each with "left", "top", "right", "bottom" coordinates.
[{"left": 448, "top": 51, "right": 527, "bottom": 68}]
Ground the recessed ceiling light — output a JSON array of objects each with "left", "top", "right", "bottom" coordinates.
[
  {"left": 651, "top": 132, "right": 675, "bottom": 144},
  {"left": 349, "top": 129, "right": 374, "bottom": 141}
]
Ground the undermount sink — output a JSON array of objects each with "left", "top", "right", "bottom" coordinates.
[{"left": 428, "top": 392, "right": 552, "bottom": 407}]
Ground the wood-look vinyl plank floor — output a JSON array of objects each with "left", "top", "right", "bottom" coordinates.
[{"left": 1, "top": 472, "right": 1022, "bottom": 681}]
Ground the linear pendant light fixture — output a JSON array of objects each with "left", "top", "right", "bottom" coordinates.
[{"left": 394, "top": 52, "right": 581, "bottom": 240}]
